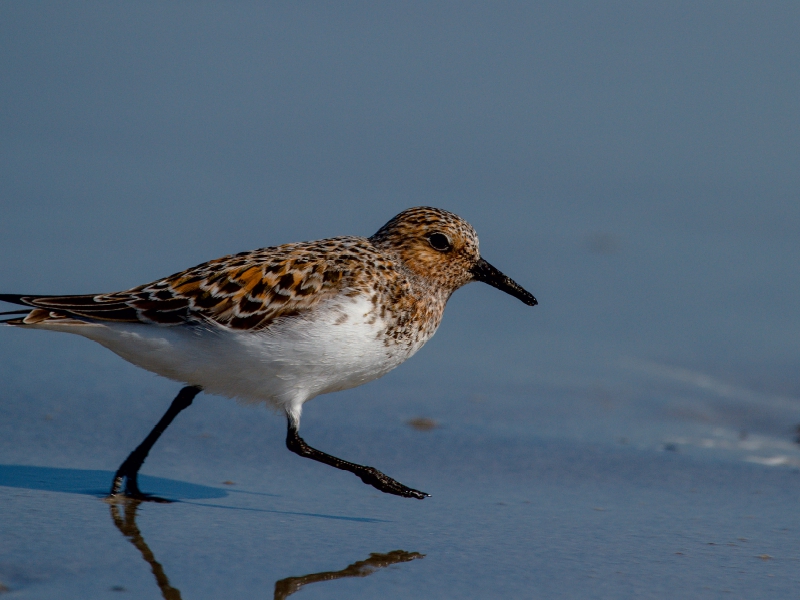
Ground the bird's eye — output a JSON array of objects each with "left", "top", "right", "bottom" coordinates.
[{"left": 428, "top": 233, "right": 452, "bottom": 252}]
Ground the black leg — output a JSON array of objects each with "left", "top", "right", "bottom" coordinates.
[
  {"left": 109, "top": 385, "right": 202, "bottom": 501},
  {"left": 285, "top": 420, "right": 429, "bottom": 500}
]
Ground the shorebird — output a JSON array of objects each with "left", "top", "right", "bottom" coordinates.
[{"left": 1, "top": 207, "right": 536, "bottom": 500}]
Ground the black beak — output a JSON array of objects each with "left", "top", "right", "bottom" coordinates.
[{"left": 470, "top": 258, "right": 537, "bottom": 306}]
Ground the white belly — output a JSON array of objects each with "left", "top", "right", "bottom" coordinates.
[{"left": 55, "top": 296, "right": 421, "bottom": 415}]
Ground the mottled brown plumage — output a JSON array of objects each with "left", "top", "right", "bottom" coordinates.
[{"left": 6, "top": 207, "right": 500, "bottom": 351}]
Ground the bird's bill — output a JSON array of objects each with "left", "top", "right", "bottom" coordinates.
[{"left": 470, "top": 258, "right": 538, "bottom": 306}]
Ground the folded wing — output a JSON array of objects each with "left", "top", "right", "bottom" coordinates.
[{"left": 0, "top": 242, "right": 351, "bottom": 331}]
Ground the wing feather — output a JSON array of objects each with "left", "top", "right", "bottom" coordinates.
[{"left": 1, "top": 238, "right": 367, "bottom": 330}]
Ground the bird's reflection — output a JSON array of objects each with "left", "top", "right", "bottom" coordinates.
[
  {"left": 109, "top": 499, "right": 183, "bottom": 600},
  {"left": 108, "top": 499, "right": 424, "bottom": 600},
  {"left": 273, "top": 549, "right": 424, "bottom": 600}
]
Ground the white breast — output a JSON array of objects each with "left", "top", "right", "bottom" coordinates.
[{"left": 61, "top": 295, "right": 423, "bottom": 416}]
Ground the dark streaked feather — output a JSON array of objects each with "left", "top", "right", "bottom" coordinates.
[
  {"left": 0, "top": 238, "right": 373, "bottom": 330},
  {"left": 0, "top": 294, "right": 30, "bottom": 307}
]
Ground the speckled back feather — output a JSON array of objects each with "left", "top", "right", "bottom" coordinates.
[{"left": 2, "top": 207, "right": 482, "bottom": 347}]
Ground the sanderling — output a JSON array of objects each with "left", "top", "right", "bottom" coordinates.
[{"left": 1, "top": 207, "right": 536, "bottom": 500}]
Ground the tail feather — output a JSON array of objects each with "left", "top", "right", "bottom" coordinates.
[
  {"left": 0, "top": 295, "right": 93, "bottom": 326},
  {"left": 1, "top": 293, "right": 133, "bottom": 312},
  {"left": 0, "top": 298, "right": 33, "bottom": 325},
  {"left": 2, "top": 291, "right": 191, "bottom": 326},
  {"left": 0, "top": 293, "right": 106, "bottom": 308},
  {"left": 0, "top": 317, "right": 26, "bottom": 325},
  {"left": 1, "top": 292, "right": 143, "bottom": 326},
  {"left": 0, "top": 294, "right": 32, "bottom": 307}
]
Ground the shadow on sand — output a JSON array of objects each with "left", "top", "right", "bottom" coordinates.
[{"left": 0, "top": 463, "right": 228, "bottom": 500}]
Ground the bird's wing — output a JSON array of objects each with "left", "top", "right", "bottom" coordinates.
[{"left": 1, "top": 238, "right": 362, "bottom": 331}]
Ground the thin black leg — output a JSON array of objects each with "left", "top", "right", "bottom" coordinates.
[
  {"left": 109, "top": 385, "right": 202, "bottom": 500},
  {"left": 285, "top": 420, "right": 429, "bottom": 500}
]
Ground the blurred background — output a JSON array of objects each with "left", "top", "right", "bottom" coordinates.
[
  {"left": 2, "top": 2, "right": 798, "bottom": 391},
  {"left": 1, "top": 2, "right": 799, "bottom": 598}
]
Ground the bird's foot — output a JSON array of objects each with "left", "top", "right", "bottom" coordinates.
[
  {"left": 107, "top": 475, "right": 173, "bottom": 503},
  {"left": 106, "top": 491, "right": 173, "bottom": 504},
  {"left": 356, "top": 466, "right": 429, "bottom": 499}
]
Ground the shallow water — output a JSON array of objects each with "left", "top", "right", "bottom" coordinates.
[
  {"left": 1, "top": 3, "right": 799, "bottom": 598},
  {"left": 1, "top": 333, "right": 799, "bottom": 598}
]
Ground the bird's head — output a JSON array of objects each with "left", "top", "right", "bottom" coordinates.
[{"left": 370, "top": 207, "right": 537, "bottom": 306}]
